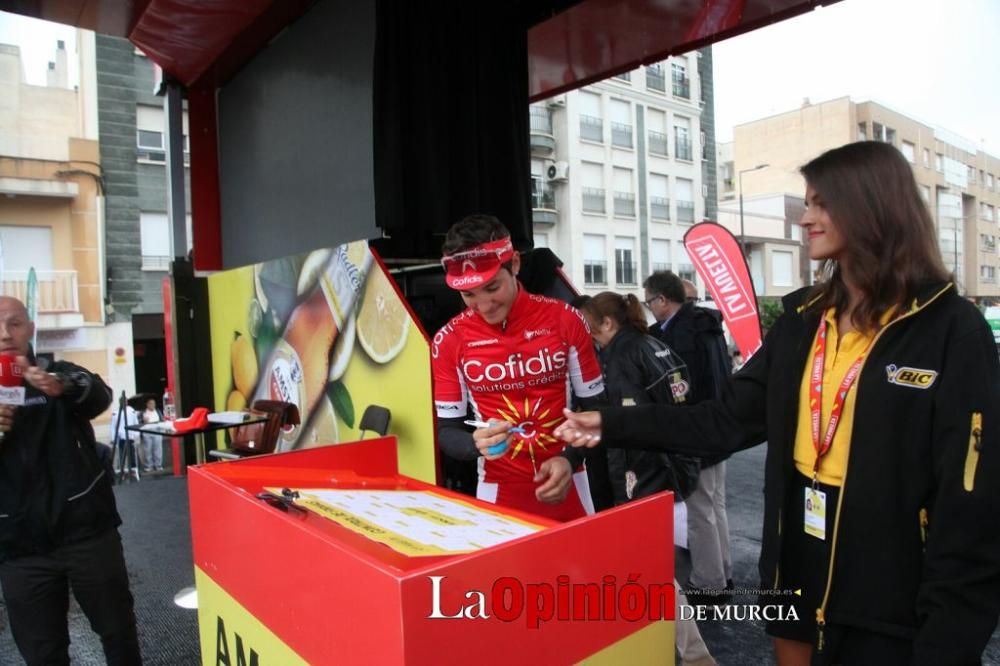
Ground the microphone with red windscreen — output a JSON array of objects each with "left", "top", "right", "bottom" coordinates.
[{"left": 0, "top": 354, "right": 25, "bottom": 441}]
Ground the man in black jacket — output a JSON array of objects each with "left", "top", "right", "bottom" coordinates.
[
  {"left": 0, "top": 296, "right": 141, "bottom": 665},
  {"left": 644, "top": 271, "right": 733, "bottom": 603}
]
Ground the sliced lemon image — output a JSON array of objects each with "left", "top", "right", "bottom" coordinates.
[{"left": 356, "top": 267, "right": 409, "bottom": 364}]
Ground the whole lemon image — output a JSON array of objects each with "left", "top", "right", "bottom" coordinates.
[
  {"left": 231, "top": 332, "right": 258, "bottom": 397},
  {"left": 226, "top": 389, "right": 247, "bottom": 412},
  {"left": 356, "top": 267, "right": 409, "bottom": 364}
]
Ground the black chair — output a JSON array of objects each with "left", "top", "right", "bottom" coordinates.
[{"left": 358, "top": 405, "right": 391, "bottom": 439}]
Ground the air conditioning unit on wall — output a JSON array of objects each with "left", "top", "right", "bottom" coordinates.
[{"left": 546, "top": 161, "right": 569, "bottom": 182}]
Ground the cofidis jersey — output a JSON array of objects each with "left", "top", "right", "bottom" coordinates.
[{"left": 432, "top": 287, "right": 604, "bottom": 483}]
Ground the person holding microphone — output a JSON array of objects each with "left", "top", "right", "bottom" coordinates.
[{"left": 0, "top": 296, "right": 141, "bottom": 665}]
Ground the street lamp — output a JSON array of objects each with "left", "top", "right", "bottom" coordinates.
[{"left": 738, "top": 163, "right": 769, "bottom": 258}]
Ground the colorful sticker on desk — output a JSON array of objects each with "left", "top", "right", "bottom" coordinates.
[
  {"left": 804, "top": 487, "right": 827, "bottom": 540},
  {"left": 267, "top": 488, "right": 544, "bottom": 556}
]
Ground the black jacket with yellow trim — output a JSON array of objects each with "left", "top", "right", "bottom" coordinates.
[{"left": 600, "top": 283, "right": 1000, "bottom": 664}]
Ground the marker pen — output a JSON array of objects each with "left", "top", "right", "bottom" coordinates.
[{"left": 463, "top": 420, "right": 523, "bottom": 455}]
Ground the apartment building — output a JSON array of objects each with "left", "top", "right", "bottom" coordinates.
[
  {"left": 95, "top": 34, "right": 191, "bottom": 396},
  {"left": 0, "top": 36, "right": 136, "bottom": 427},
  {"left": 530, "top": 48, "right": 713, "bottom": 300},
  {"left": 727, "top": 97, "right": 1000, "bottom": 300}
]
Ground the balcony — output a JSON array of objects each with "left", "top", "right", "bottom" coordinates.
[
  {"left": 142, "top": 255, "right": 172, "bottom": 271},
  {"left": 648, "top": 131, "right": 668, "bottom": 157},
  {"left": 579, "top": 115, "right": 603, "bottom": 142},
  {"left": 584, "top": 261, "right": 608, "bottom": 286},
  {"left": 677, "top": 201, "right": 695, "bottom": 224},
  {"left": 677, "top": 263, "right": 696, "bottom": 283},
  {"left": 646, "top": 66, "right": 666, "bottom": 93},
  {"left": 675, "top": 137, "right": 692, "bottom": 161},
  {"left": 672, "top": 76, "right": 690, "bottom": 99},
  {"left": 615, "top": 261, "right": 638, "bottom": 285},
  {"left": 613, "top": 192, "right": 636, "bottom": 217},
  {"left": 612, "top": 71, "right": 631, "bottom": 83},
  {"left": 532, "top": 186, "right": 557, "bottom": 226},
  {"left": 582, "top": 187, "right": 606, "bottom": 214},
  {"left": 650, "top": 196, "right": 670, "bottom": 221},
  {"left": 651, "top": 262, "right": 671, "bottom": 273},
  {"left": 529, "top": 107, "right": 555, "bottom": 155},
  {"left": 1, "top": 270, "right": 79, "bottom": 313},
  {"left": 611, "top": 122, "right": 633, "bottom": 149}
]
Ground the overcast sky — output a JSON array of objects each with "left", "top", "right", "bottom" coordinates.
[
  {"left": 0, "top": 13, "right": 78, "bottom": 88},
  {"left": 713, "top": 0, "right": 1000, "bottom": 156}
]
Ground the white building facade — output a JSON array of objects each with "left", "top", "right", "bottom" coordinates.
[{"left": 530, "top": 52, "right": 709, "bottom": 300}]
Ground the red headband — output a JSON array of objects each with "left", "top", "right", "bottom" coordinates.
[{"left": 441, "top": 238, "right": 514, "bottom": 289}]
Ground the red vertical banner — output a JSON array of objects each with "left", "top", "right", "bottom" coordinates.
[
  {"left": 683, "top": 223, "right": 762, "bottom": 360},
  {"left": 162, "top": 275, "right": 182, "bottom": 475}
]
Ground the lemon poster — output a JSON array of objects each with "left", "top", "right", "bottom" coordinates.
[{"left": 207, "top": 242, "right": 436, "bottom": 483}]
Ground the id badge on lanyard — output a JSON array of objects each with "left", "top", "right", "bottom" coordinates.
[{"left": 806, "top": 316, "right": 872, "bottom": 540}]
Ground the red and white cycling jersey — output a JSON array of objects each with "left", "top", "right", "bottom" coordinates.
[{"left": 433, "top": 287, "right": 604, "bottom": 493}]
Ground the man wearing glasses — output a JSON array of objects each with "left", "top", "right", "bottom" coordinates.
[
  {"left": 642, "top": 270, "right": 734, "bottom": 606},
  {"left": 432, "top": 214, "right": 608, "bottom": 521}
]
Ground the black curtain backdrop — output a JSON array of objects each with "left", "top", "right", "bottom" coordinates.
[{"left": 372, "top": 1, "right": 532, "bottom": 259}]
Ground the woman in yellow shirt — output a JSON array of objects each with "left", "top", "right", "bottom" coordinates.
[{"left": 545, "top": 141, "right": 1000, "bottom": 665}]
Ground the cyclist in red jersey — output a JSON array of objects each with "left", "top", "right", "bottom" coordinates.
[{"left": 433, "top": 215, "right": 607, "bottom": 521}]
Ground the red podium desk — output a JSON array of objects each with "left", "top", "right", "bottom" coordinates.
[{"left": 189, "top": 437, "right": 675, "bottom": 665}]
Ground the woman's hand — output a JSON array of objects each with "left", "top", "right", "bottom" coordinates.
[
  {"left": 553, "top": 408, "right": 603, "bottom": 447},
  {"left": 472, "top": 420, "right": 513, "bottom": 460}
]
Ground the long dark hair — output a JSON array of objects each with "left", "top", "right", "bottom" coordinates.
[
  {"left": 582, "top": 292, "right": 647, "bottom": 335},
  {"left": 801, "top": 141, "right": 950, "bottom": 332}
]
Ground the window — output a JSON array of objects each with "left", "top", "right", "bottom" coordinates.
[
  {"left": 140, "top": 212, "right": 192, "bottom": 269},
  {"left": 990, "top": 174, "right": 995, "bottom": 190},
  {"left": 581, "top": 162, "right": 605, "bottom": 214},
  {"left": 901, "top": 141, "right": 915, "bottom": 163},
  {"left": 674, "top": 116, "right": 692, "bottom": 161},
  {"left": 675, "top": 245, "right": 696, "bottom": 283},
  {"left": 936, "top": 153, "right": 944, "bottom": 172},
  {"left": 980, "top": 265, "right": 996, "bottom": 283},
  {"left": 671, "top": 58, "right": 690, "bottom": 99},
  {"left": 615, "top": 237, "right": 637, "bottom": 285},
  {"left": 649, "top": 174, "right": 670, "bottom": 220},
  {"left": 534, "top": 233, "right": 549, "bottom": 248},
  {"left": 647, "top": 108, "right": 668, "bottom": 156},
  {"left": 871, "top": 122, "right": 895, "bottom": 144},
  {"left": 136, "top": 104, "right": 189, "bottom": 164},
  {"left": 0, "top": 226, "right": 53, "bottom": 271},
  {"left": 612, "top": 168, "right": 635, "bottom": 217},
  {"left": 920, "top": 185, "right": 931, "bottom": 203},
  {"left": 857, "top": 122, "right": 867, "bottom": 141},
  {"left": 923, "top": 148, "right": 931, "bottom": 168},
  {"left": 610, "top": 99, "right": 633, "bottom": 148},
  {"left": 646, "top": 63, "right": 665, "bottom": 93},
  {"left": 140, "top": 212, "right": 171, "bottom": 269},
  {"left": 579, "top": 91, "right": 603, "bottom": 142},
  {"left": 651, "top": 239, "right": 671, "bottom": 272},
  {"left": 772, "top": 250, "right": 793, "bottom": 287},
  {"left": 529, "top": 105, "right": 552, "bottom": 134},
  {"left": 676, "top": 178, "right": 695, "bottom": 223},
  {"left": 583, "top": 234, "right": 607, "bottom": 285},
  {"left": 612, "top": 71, "right": 631, "bottom": 83}
]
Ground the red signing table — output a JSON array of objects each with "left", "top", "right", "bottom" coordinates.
[{"left": 188, "top": 437, "right": 675, "bottom": 665}]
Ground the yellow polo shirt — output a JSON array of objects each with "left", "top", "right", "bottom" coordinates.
[{"left": 793, "top": 308, "right": 887, "bottom": 486}]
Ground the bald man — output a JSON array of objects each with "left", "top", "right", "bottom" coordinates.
[{"left": 0, "top": 296, "right": 141, "bottom": 665}]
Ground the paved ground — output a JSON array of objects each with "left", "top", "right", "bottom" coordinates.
[{"left": 0, "top": 448, "right": 996, "bottom": 664}]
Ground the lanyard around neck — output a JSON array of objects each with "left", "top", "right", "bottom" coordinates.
[{"left": 808, "top": 315, "right": 875, "bottom": 484}]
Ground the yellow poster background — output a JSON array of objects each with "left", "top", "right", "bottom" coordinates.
[{"left": 206, "top": 244, "right": 436, "bottom": 483}]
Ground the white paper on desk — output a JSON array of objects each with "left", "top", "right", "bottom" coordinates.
[
  {"left": 277, "top": 488, "right": 544, "bottom": 556},
  {"left": 207, "top": 411, "right": 250, "bottom": 425},
  {"left": 141, "top": 421, "right": 177, "bottom": 434}
]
